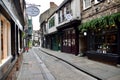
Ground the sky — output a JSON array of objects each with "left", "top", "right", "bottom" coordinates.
[{"left": 25, "top": 0, "right": 64, "bottom": 30}]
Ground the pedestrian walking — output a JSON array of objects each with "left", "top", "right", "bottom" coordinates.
[{"left": 25, "top": 47, "right": 29, "bottom": 52}]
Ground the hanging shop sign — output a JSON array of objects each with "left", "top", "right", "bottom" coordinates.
[{"left": 26, "top": 6, "right": 40, "bottom": 17}]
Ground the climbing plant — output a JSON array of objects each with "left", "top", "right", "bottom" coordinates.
[{"left": 79, "top": 12, "right": 120, "bottom": 32}]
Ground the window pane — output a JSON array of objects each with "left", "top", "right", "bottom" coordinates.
[{"left": 83, "top": 0, "right": 91, "bottom": 9}]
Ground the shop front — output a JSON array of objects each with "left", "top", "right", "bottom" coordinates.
[
  {"left": 45, "top": 35, "right": 52, "bottom": 49},
  {"left": 79, "top": 13, "right": 120, "bottom": 65},
  {"left": 45, "top": 32, "right": 60, "bottom": 51},
  {"left": 57, "top": 20, "right": 80, "bottom": 55},
  {"left": 51, "top": 33, "right": 60, "bottom": 51}
]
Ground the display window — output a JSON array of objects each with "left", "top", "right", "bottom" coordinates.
[
  {"left": 95, "top": 29, "right": 117, "bottom": 53},
  {"left": 0, "top": 14, "right": 11, "bottom": 64}
]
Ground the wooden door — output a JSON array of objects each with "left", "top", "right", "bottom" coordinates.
[{"left": 71, "top": 30, "right": 76, "bottom": 54}]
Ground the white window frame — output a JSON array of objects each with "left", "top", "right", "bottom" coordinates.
[
  {"left": 83, "top": 0, "right": 91, "bottom": 10},
  {"left": 95, "top": 0, "right": 100, "bottom": 4}
]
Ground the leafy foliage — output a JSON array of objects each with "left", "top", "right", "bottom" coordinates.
[{"left": 79, "top": 12, "right": 120, "bottom": 32}]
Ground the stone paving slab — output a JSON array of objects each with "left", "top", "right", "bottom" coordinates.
[
  {"left": 40, "top": 48, "right": 120, "bottom": 80},
  {"left": 17, "top": 52, "right": 44, "bottom": 80}
]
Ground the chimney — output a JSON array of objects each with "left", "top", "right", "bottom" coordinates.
[{"left": 50, "top": 2, "right": 58, "bottom": 8}]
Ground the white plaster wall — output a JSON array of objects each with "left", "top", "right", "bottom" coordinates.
[
  {"left": 56, "top": 0, "right": 81, "bottom": 28},
  {"left": 46, "top": 0, "right": 81, "bottom": 34},
  {"left": 71, "top": 0, "right": 81, "bottom": 20}
]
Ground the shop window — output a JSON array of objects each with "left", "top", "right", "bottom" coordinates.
[
  {"left": 72, "top": 39, "right": 75, "bottom": 45},
  {"left": 95, "top": 29, "right": 117, "bottom": 53},
  {"left": 0, "top": 14, "right": 11, "bottom": 63}
]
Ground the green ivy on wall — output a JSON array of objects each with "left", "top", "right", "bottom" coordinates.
[{"left": 79, "top": 12, "right": 120, "bottom": 32}]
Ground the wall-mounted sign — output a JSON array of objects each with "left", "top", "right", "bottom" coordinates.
[
  {"left": 65, "top": 14, "right": 72, "bottom": 20},
  {"left": 26, "top": 6, "right": 40, "bottom": 17}
]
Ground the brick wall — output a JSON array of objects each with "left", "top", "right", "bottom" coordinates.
[{"left": 81, "top": 0, "right": 120, "bottom": 23}]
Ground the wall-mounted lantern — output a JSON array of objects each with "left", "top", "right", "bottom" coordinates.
[{"left": 83, "top": 31, "right": 87, "bottom": 36}]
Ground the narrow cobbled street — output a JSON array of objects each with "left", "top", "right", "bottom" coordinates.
[
  {"left": 17, "top": 47, "right": 120, "bottom": 80},
  {"left": 17, "top": 47, "right": 97, "bottom": 80}
]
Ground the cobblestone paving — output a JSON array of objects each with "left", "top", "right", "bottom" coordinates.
[
  {"left": 34, "top": 48, "right": 97, "bottom": 80},
  {"left": 17, "top": 51, "right": 44, "bottom": 80},
  {"left": 40, "top": 47, "right": 120, "bottom": 80}
]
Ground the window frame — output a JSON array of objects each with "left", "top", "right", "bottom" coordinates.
[
  {"left": 94, "top": 0, "right": 100, "bottom": 4},
  {"left": 49, "top": 16, "right": 55, "bottom": 28},
  {"left": 0, "top": 14, "right": 11, "bottom": 63},
  {"left": 83, "top": 0, "right": 91, "bottom": 10},
  {"left": 66, "top": 2, "right": 71, "bottom": 14}
]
